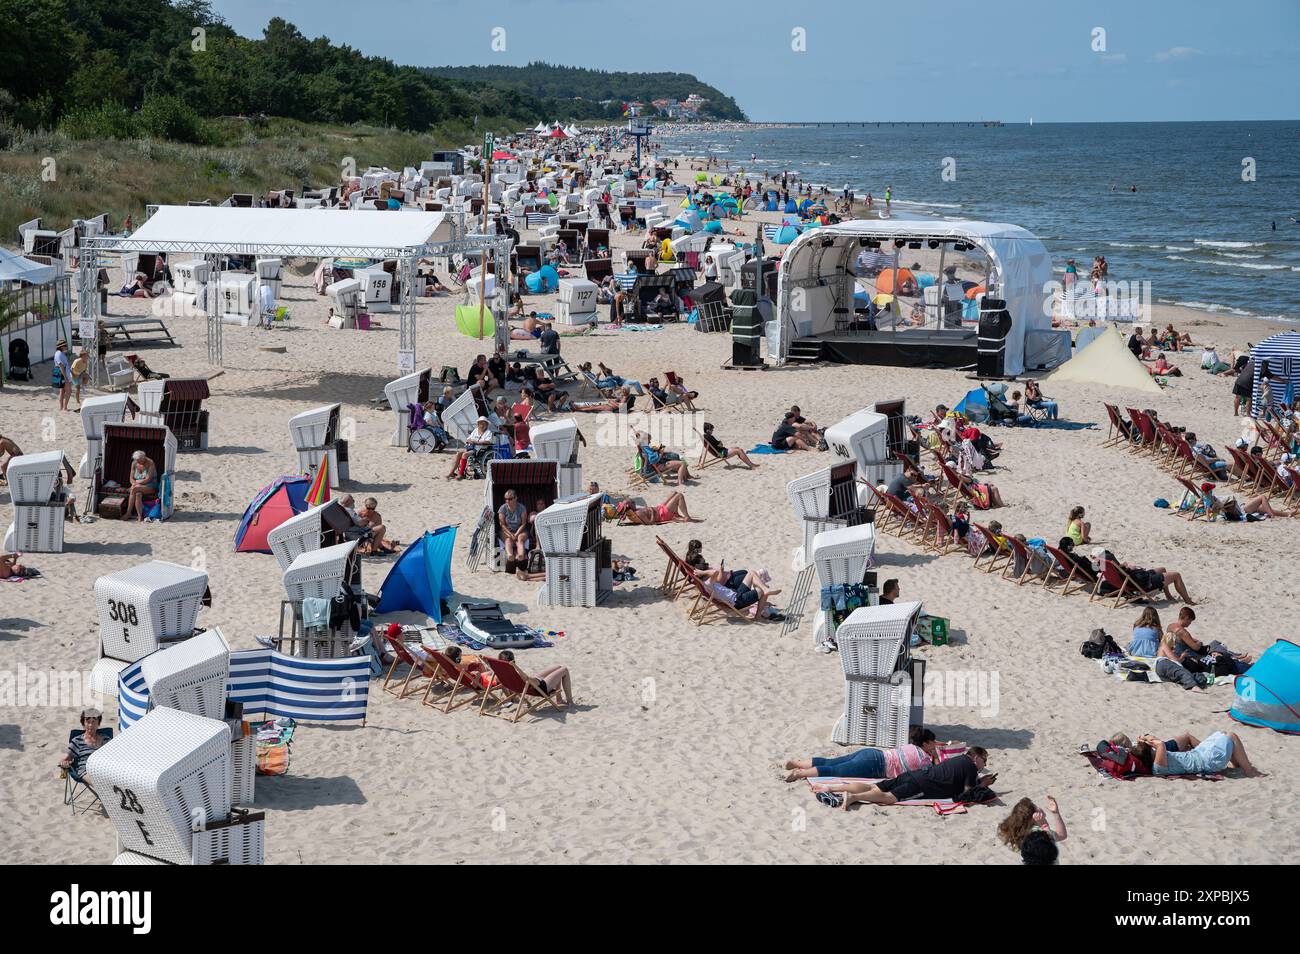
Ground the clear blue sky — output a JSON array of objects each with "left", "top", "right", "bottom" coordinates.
[{"left": 213, "top": 0, "right": 1299, "bottom": 122}]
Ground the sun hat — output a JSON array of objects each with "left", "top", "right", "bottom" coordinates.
[
  {"left": 476, "top": 415, "right": 489, "bottom": 423},
  {"left": 1201, "top": 482, "right": 1216, "bottom": 493}
]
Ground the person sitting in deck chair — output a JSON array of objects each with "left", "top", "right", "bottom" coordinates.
[
  {"left": 696, "top": 564, "right": 782, "bottom": 619},
  {"left": 700, "top": 422, "right": 758, "bottom": 469},
  {"left": 58, "top": 708, "right": 109, "bottom": 790},
  {"left": 1023, "top": 380, "right": 1058, "bottom": 420}
]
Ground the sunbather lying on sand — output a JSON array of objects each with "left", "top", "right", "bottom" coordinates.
[
  {"left": 1, "top": 552, "right": 36, "bottom": 579},
  {"left": 618, "top": 492, "right": 699, "bottom": 525},
  {"left": 1134, "top": 731, "right": 1264, "bottom": 777},
  {"left": 819, "top": 747, "right": 995, "bottom": 810},
  {"left": 785, "top": 727, "right": 938, "bottom": 782}
]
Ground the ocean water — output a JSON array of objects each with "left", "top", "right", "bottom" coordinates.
[{"left": 657, "top": 121, "right": 1300, "bottom": 322}]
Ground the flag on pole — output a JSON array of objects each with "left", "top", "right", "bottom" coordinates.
[{"left": 306, "top": 456, "right": 330, "bottom": 505}]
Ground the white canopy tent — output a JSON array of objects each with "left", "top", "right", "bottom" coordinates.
[
  {"left": 772, "top": 219, "right": 1058, "bottom": 375},
  {"left": 127, "top": 206, "right": 451, "bottom": 252},
  {"left": 81, "top": 206, "right": 509, "bottom": 376},
  {"left": 0, "top": 246, "right": 58, "bottom": 284}
]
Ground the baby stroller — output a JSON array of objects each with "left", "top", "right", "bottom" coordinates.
[
  {"left": 983, "top": 385, "right": 1019, "bottom": 425},
  {"left": 7, "top": 339, "right": 33, "bottom": 381}
]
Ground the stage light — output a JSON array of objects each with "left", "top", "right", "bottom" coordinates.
[
  {"left": 907, "top": 241, "right": 922, "bottom": 249},
  {"left": 894, "top": 239, "right": 906, "bottom": 249},
  {"left": 928, "top": 240, "right": 940, "bottom": 250},
  {"left": 820, "top": 237, "right": 835, "bottom": 248}
]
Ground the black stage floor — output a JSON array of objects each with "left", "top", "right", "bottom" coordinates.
[{"left": 795, "top": 329, "right": 977, "bottom": 368}]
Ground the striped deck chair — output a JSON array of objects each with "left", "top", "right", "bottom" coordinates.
[{"left": 477, "top": 656, "right": 569, "bottom": 723}]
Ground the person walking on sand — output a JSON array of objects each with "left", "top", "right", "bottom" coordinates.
[{"left": 884, "top": 184, "right": 892, "bottom": 215}]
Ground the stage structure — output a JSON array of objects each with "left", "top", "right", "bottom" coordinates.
[
  {"left": 772, "top": 219, "right": 1063, "bottom": 376},
  {"left": 79, "top": 207, "right": 510, "bottom": 380}
]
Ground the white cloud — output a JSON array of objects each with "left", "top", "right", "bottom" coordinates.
[{"left": 1153, "top": 47, "right": 1200, "bottom": 62}]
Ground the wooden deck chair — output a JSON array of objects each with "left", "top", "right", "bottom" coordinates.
[
  {"left": 862, "top": 482, "right": 900, "bottom": 534},
  {"left": 1152, "top": 422, "right": 1181, "bottom": 470},
  {"left": 695, "top": 428, "right": 727, "bottom": 470},
  {"left": 1173, "top": 476, "right": 1211, "bottom": 520},
  {"left": 1125, "top": 408, "right": 1158, "bottom": 455},
  {"left": 682, "top": 571, "right": 760, "bottom": 626},
  {"left": 918, "top": 500, "right": 960, "bottom": 555},
  {"left": 663, "top": 371, "right": 699, "bottom": 411},
  {"left": 627, "top": 446, "right": 657, "bottom": 489},
  {"left": 477, "top": 655, "right": 568, "bottom": 722},
  {"left": 656, "top": 536, "right": 696, "bottom": 600},
  {"left": 1002, "top": 535, "right": 1047, "bottom": 585},
  {"left": 970, "top": 522, "right": 1013, "bottom": 575},
  {"left": 1042, "top": 544, "right": 1095, "bottom": 596},
  {"left": 382, "top": 632, "right": 433, "bottom": 700},
  {"left": 1258, "top": 419, "right": 1290, "bottom": 461},
  {"left": 1102, "top": 404, "right": 1130, "bottom": 448},
  {"left": 1224, "top": 445, "right": 1257, "bottom": 491},
  {"left": 421, "top": 648, "right": 486, "bottom": 713},
  {"left": 1251, "top": 455, "right": 1285, "bottom": 497},
  {"left": 1089, "top": 557, "right": 1163, "bottom": 609},
  {"left": 936, "top": 458, "right": 980, "bottom": 508},
  {"left": 1282, "top": 465, "right": 1300, "bottom": 514},
  {"left": 881, "top": 490, "right": 925, "bottom": 540}
]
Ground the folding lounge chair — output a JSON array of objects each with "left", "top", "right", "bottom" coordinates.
[
  {"left": 656, "top": 536, "right": 696, "bottom": 600},
  {"left": 382, "top": 632, "right": 433, "bottom": 700},
  {"left": 421, "top": 648, "right": 486, "bottom": 713},
  {"left": 61, "top": 728, "right": 114, "bottom": 815},
  {"left": 1224, "top": 445, "right": 1257, "bottom": 492},
  {"left": 1126, "top": 408, "right": 1158, "bottom": 456},
  {"left": 477, "top": 656, "right": 568, "bottom": 723},
  {"left": 916, "top": 500, "right": 958, "bottom": 555},
  {"left": 1042, "top": 544, "right": 1095, "bottom": 596},
  {"left": 970, "top": 522, "right": 1012, "bottom": 575},
  {"left": 1251, "top": 456, "right": 1285, "bottom": 497},
  {"left": 682, "top": 571, "right": 760, "bottom": 626},
  {"left": 880, "top": 490, "right": 924, "bottom": 541},
  {"left": 1101, "top": 403, "right": 1131, "bottom": 449},
  {"left": 1173, "top": 476, "right": 1211, "bottom": 520},
  {"left": 1089, "top": 557, "right": 1164, "bottom": 609},
  {"left": 1002, "top": 536, "right": 1048, "bottom": 586}
]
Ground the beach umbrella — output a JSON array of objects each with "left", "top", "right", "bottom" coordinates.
[{"left": 875, "top": 268, "right": 915, "bottom": 295}]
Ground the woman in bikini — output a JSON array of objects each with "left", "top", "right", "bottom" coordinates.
[
  {"left": 123, "top": 450, "right": 158, "bottom": 521},
  {"left": 618, "top": 492, "right": 699, "bottom": 525}
]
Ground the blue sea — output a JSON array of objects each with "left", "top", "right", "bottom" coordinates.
[{"left": 658, "top": 121, "right": 1300, "bottom": 323}]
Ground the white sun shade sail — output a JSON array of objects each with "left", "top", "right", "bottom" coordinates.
[{"left": 125, "top": 206, "right": 447, "bottom": 257}]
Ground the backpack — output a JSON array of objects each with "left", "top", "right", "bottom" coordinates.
[{"left": 1081, "top": 627, "right": 1123, "bottom": 659}]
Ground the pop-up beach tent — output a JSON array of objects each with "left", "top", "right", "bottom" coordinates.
[
  {"left": 375, "top": 526, "right": 457, "bottom": 622},
  {"left": 234, "top": 476, "right": 314, "bottom": 552},
  {"left": 1043, "top": 324, "right": 1161, "bottom": 393},
  {"left": 1230, "top": 639, "right": 1300, "bottom": 734}
]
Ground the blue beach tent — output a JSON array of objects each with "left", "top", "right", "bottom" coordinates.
[
  {"left": 1230, "top": 640, "right": 1300, "bottom": 734},
  {"left": 375, "top": 526, "right": 457, "bottom": 622}
]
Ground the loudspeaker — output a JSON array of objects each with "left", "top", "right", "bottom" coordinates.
[{"left": 977, "top": 297, "right": 1012, "bottom": 377}]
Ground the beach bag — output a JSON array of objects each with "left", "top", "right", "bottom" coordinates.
[
  {"left": 51, "top": 364, "right": 64, "bottom": 388},
  {"left": 1080, "top": 628, "right": 1118, "bottom": 659}
]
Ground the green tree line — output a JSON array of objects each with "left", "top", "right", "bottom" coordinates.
[{"left": 0, "top": 0, "right": 743, "bottom": 146}]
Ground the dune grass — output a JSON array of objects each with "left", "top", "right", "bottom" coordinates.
[{"left": 0, "top": 116, "right": 497, "bottom": 240}]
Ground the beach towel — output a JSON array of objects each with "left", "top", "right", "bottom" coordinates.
[
  {"left": 748, "top": 444, "right": 789, "bottom": 455},
  {"left": 434, "top": 619, "right": 555, "bottom": 652},
  {"left": 1079, "top": 751, "right": 1223, "bottom": 782}
]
